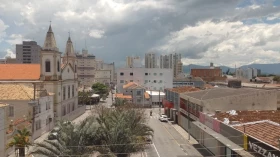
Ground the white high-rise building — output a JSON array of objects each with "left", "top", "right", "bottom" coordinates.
[
  {"left": 145, "top": 53, "right": 157, "bottom": 68},
  {"left": 160, "top": 54, "right": 173, "bottom": 69}
]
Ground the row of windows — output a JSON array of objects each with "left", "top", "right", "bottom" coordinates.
[
  {"left": 63, "top": 85, "right": 75, "bottom": 100},
  {"left": 119, "top": 80, "right": 163, "bottom": 83},
  {"left": 62, "top": 103, "right": 75, "bottom": 116},
  {"left": 120, "top": 72, "right": 163, "bottom": 76},
  {"left": 45, "top": 60, "right": 60, "bottom": 72},
  {"left": 8, "top": 101, "right": 51, "bottom": 117}
]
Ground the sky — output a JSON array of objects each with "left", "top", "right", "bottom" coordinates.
[{"left": 0, "top": 0, "right": 280, "bottom": 68}]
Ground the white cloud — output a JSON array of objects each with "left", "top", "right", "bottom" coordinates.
[
  {"left": 4, "top": 49, "right": 16, "bottom": 59},
  {"left": 156, "top": 21, "right": 280, "bottom": 67},
  {"left": 89, "top": 29, "right": 105, "bottom": 39},
  {"left": 6, "top": 34, "right": 31, "bottom": 45},
  {"left": 0, "top": 19, "right": 8, "bottom": 42}
]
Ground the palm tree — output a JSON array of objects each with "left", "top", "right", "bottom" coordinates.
[
  {"left": 29, "top": 120, "right": 106, "bottom": 157},
  {"left": 7, "top": 128, "right": 32, "bottom": 157},
  {"left": 96, "top": 106, "right": 153, "bottom": 157}
]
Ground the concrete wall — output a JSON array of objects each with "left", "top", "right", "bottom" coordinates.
[
  {"left": 33, "top": 95, "right": 54, "bottom": 140},
  {"left": 132, "top": 88, "right": 145, "bottom": 105},
  {"left": 220, "top": 123, "right": 244, "bottom": 147},
  {"left": 0, "top": 105, "right": 7, "bottom": 157},
  {"left": 61, "top": 105, "right": 85, "bottom": 121}
]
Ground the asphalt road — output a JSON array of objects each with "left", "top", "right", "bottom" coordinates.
[{"left": 146, "top": 108, "right": 203, "bottom": 157}]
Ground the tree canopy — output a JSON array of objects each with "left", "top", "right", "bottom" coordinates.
[{"left": 92, "top": 83, "right": 109, "bottom": 100}]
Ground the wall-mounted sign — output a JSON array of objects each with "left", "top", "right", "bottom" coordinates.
[
  {"left": 199, "top": 112, "right": 220, "bottom": 133},
  {"left": 246, "top": 135, "right": 280, "bottom": 157}
]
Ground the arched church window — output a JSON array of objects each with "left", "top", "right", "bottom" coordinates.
[
  {"left": 57, "top": 60, "right": 60, "bottom": 72},
  {"left": 45, "top": 60, "right": 51, "bottom": 72}
]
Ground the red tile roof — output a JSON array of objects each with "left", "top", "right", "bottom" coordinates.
[
  {"left": 115, "top": 93, "right": 132, "bottom": 99},
  {"left": 234, "top": 122, "right": 280, "bottom": 148},
  {"left": 0, "top": 64, "right": 40, "bottom": 80},
  {"left": 213, "top": 110, "right": 280, "bottom": 124}
]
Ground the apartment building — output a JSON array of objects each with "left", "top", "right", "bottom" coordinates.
[
  {"left": 116, "top": 67, "right": 173, "bottom": 93},
  {"left": 159, "top": 53, "right": 183, "bottom": 78},
  {"left": 76, "top": 49, "right": 96, "bottom": 86},
  {"left": 16, "top": 41, "right": 41, "bottom": 64},
  {"left": 126, "top": 56, "right": 142, "bottom": 68},
  {"left": 145, "top": 53, "right": 157, "bottom": 68}
]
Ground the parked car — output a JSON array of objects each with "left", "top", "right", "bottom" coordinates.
[
  {"left": 159, "top": 114, "right": 168, "bottom": 122},
  {"left": 47, "top": 121, "right": 72, "bottom": 140},
  {"left": 145, "top": 135, "right": 153, "bottom": 144}
]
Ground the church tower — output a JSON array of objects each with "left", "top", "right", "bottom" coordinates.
[
  {"left": 62, "top": 34, "right": 77, "bottom": 73},
  {"left": 40, "top": 24, "right": 62, "bottom": 81}
]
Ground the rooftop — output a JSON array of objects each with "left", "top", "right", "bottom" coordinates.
[
  {"left": 181, "top": 88, "right": 263, "bottom": 100},
  {"left": 213, "top": 110, "right": 280, "bottom": 124},
  {"left": 123, "top": 82, "right": 145, "bottom": 89},
  {"left": 0, "top": 64, "right": 41, "bottom": 80},
  {"left": 173, "top": 77, "right": 204, "bottom": 82},
  {"left": 213, "top": 110, "right": 280, "bottom": 149},
  {"left": 0, "top": 103, "right": 8, "bottom": 108},
  {"left": 144, "top": 92, "right": 150, "bottom": 99},
  {"left": 0, "top": 84, "right": 37, "bottom": 100},
  {"left": 167, "top": 86, "right": 200, "bottom": 93},
  {"left": 115, "top": 93, "right": 132, "bottom": 99},
  {"left": 146, "top": 90, "right": 165, "bottom": 96},
  {"left": 234, "top": 122, "right": 280, "bottom": 149}
]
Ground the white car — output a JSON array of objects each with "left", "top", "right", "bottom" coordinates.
[{"left": 159, "top": 115, "right": 168, "bottom": 122}]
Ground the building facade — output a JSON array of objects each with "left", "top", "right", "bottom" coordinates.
[
  {"left": 116, "top": 67, "right": 173, "bottom": 93},
  {"left": 126, "top": 56, "right": 142, "bottom": 68},
  {"left": 159, "top": 53, "right": 183, "bottom": 78},
  {"left": 0, "top": 103, "right": 8, "bottom": 157},
  {"left": 173, "top": 77, "right": 205, "bottom": 88},
  {"left": 191, "top": 68, "right": 223, "bottom": 82},
  {"left": 76, "top": 49, "right": 96, "bottom": 87},
  {"left": 159, "top": 54, "right": 173, "bottom": 69},
  {"left": 16, "top": 41, "right": 41, "bottom": 64},
  {"left": 145, "top": 53, "right": 157, "bottom": 68},
  {"left": 40, "top": 24, "right": 84, "bottom": 121},
  {"left": 0, "top": 57, "right": 17, "bottom": 64}
]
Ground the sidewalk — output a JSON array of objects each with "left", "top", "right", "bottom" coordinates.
[{"left": 168, "top": 122, "right": 198, "bottom": 145}]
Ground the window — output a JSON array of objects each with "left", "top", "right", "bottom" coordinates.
[
  {"left": 45, "top": 60, "right": 51, "bottom": 72},
  {"left": 154, "top": 73, "right": 157, "bottom": 76},
  {"left": 63, "top": 105, "right": 66, "bottom": 116},
  {"left": 120, "top": 72, "right": 124, "bottom": 76},
  {"left": 130, "top": 72, "right": 133, "bottom": 76},
  {"left": 145, "top": 73, "right": 148, "bottom": 76},
  {"left": 159, "top": 80, "right": 162, "bottom": 83},
  {"left": 130, "top": 80, "right": 133, "bottom": 82},
  {"left": 35, "top": 120, "right": 41, "bottom": 130},
  {"left": 72, "top": 85, "right": 74, "bottom": 97},
  {"left": 75, "top": 65, "right": 77, "bottom": 72},
  {"left": 57, "top": 61, "right": 60, "bottom": 72},
  {"left": 8, "top": 106, "right": 14, "bottom": 117},
  {"left": 72, "top": 103, "right": 75, "bottom": 111},
  {"left": 67, "top": 104, "right": 70, "bottom": 113},
  {"left": 63, "top": 86, "right": 66, "bottom": 100},
  {"left": 120, "top": 80, "right": 124, "bottom": 83},
  {"left": 137, "top": 91, "right": 141, "bottom": 95},
  {"left": 38, "top": 103, "right": 41, "bottom": 113},
  {"left": 154, "top": 80, "right": 157, "bottom": 83},
  {"left": 68, "top": 85, "right": 70, "bottom": 98},
  {"left": 46, "top": 102, "right": 51, "bottom": 110}
]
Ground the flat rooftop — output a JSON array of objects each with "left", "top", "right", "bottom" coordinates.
[{"left": 181, "top": 88, "right": 264, "bottom": 100}]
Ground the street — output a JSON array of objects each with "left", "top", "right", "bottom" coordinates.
[{"left": 146, "top": 108, "right": 203, "bottom": 157}]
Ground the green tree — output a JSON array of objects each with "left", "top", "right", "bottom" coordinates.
[
  {"left": 78, "top": 91, "right": 92, "bottom": 105},
  {"left": 96, "top": 105, "right": 154, "bottom": 157},
  {"left": 30, "top": 120, "right": 107, "bottom": 157},
  {"left": 7, "top": 128, "right": 32, "bottom": 157},
  {"left": 92, "top": 83, "right": 109, "bottom": 100},
  {"left": 113, "top": 98, "right": 127, "bottom": 107},
  {"left": 273, "top": 76, "right": 280, "bottom": 82}
]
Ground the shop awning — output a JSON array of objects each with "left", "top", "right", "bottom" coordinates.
[{"left": 91, "top": 94, "right": 100, "bottom": 98}]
